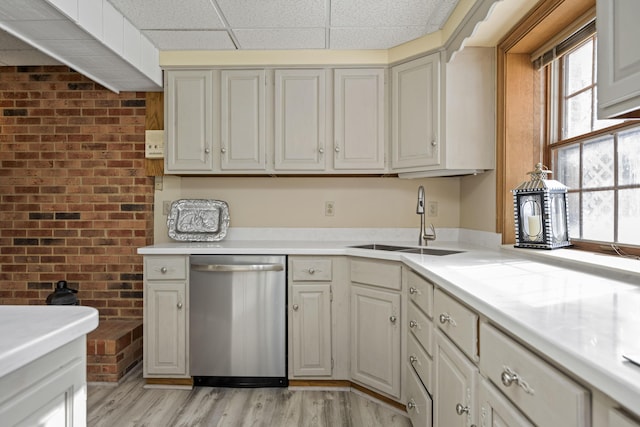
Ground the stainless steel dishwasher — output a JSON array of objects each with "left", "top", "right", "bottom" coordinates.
[{"left": 189, "top": 254, "right": 287, "bottom": 387}]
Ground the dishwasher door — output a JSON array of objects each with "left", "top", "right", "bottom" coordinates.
[{"left": 189, "top": 255, "right": 287, "bottom": 387}]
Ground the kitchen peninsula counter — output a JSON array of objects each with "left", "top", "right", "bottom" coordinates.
[{"left": 139, "top": 239, "right": 640, "bottom": 418}]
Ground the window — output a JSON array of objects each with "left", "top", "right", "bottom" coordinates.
[{"left": 546, "top": 23, "right": 640, "bottom": 250}]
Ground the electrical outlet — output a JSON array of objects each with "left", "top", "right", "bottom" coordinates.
[
  {"left": 428, "top": 201, "right": 438, "bottom": 217},
  {"left": 325, "top": 201, "right": 335, "bottom": 216},
  {"left": 163, "top": 201, "right": 171, "bottom": 216}
]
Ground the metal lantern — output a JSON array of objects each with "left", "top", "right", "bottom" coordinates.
[{"left": 512, "top": 163, "right": 570, "bottom": 249}]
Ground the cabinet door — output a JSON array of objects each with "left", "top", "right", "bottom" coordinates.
[
  {"left": 220, "top": 70, "right": 266, "bottom": 171},
  {"left": 597, "top": 0, "right": 640, "bottom": 118},
  {"left": 350, "top": 284, "right": 401, "bottom": 398},
  {"left": 145, "top": 281, "right": 188, "bottom": 376},
  {"left": 478, "top": 377, "right": 534, "bottom": 427},
  {"left": 434, "top": 330, "right": 478, "bottom": 427},
  {"left": 334, "top": 69, "right": 385, "bottom": 170},
  {"left": 291, "top": 284, "right": 332, "bottom": 377},
  {"left": 391, "top": 53, "right": 440, "bottom": 170},
  {"left": 165, "top": 70, "right": 213, "bottom": 173},
  {"left": 274, "top": 69, "right": 326, "bottom": 171}
]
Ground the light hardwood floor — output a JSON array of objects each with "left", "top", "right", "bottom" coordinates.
[{"left": 87, "top": 370, "right": 412, "bottom": 427}]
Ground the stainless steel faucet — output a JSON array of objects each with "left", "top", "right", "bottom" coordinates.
[{"left": 417, "top": 185, "right": 436, "bottom": 246}]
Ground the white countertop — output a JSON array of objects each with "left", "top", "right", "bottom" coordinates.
[
  {"left": 139, "top": 239, "right": 640, "bottom": 416},
  {"left": 0, "top": 305, "right": 99, "bottom": 378}
]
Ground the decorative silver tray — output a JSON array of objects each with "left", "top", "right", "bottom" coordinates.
[{"left": 167, "top": 199, "right": 230, "bottom": 242}]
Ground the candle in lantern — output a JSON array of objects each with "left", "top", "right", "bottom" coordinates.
[{"left": 527, "top": 215, "right": 541, "bottom": 237}]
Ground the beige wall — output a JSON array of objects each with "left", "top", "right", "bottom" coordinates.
[
  {"left": 460, "top": 170, "right": 496, "bottom": 233},
  {"left": 154, "top": 176, "right": 462, "bottom": 242}
]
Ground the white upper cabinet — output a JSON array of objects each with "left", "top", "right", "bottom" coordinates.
[
  {"left": 334, "top": 69, "right": 386, "bottom": 171},
  {"left": 220, "top": 70, "right": 266, "bottom": 171},
  {"left": 391, "top": 47, "right": 496, "bottom": 177},
  {"left": 274, "top": 69, "right": 327, "bottom": 171},
  {"left": 597, "top": 0, "right": 640, "bottom": 118},
  {"left": 165, "top": 70, "right": 214, "bottom": 173},
  {"left": 391, "top": 53, "right": 440, "bottom": 170}
]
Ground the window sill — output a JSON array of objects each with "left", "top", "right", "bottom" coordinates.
[{"left": 500, "top": 245, "right": 640, "bottom": 283}]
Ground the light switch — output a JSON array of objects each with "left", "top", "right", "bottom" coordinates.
[{"left": 145, "top": 130, "right": 164, "bottom": 159}]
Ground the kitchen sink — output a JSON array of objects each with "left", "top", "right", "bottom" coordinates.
[{"left": 349, "top": 244, "right": 463, "bottom": 256}]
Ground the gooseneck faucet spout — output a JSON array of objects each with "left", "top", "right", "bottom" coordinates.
[{"left": 417, "top": 185, "right": 437, "bottom": 246}]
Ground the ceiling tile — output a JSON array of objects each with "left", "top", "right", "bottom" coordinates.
[
  {"left": 143, "top": 30, "right": 236, "bottom": 50},
  {"left": 108, "top": 0, "right": 225, "bottom": 30},
  {"left": 216, "top": 0, "right": 326, "bottom": 28},
  {"left": 234, "top": 28, "right": 326, "bottom": 50},
  {"left": 330, "top": 26, "right": 426, "bottom": 50},
  {"left": 424, "top": 0, "right": 459, "bottom": 30}
]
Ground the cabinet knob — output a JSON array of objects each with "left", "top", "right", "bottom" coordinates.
[
  {"left": 455, "top": 403, "right": 470, "bottom": 416},
  {"left": 431, "top": 140, "right": 437, "bottom": 147},
  {"left": 204, "top": 147, "right": 210, "bottom": 154},
  {"left": 409, "top": 287, "right": 418, "bottom": 295},
  {"left": 221, "top": 147, "right": 226, "bottom": 153},
  {"left": 292, "top": 304, "right": 299, "bottom": 311},
  {"left": 160, "top": 267, "right": 167, "bottom": 274},
  {"left": 335, "top": 145, "right": 340, "bottom": 153},
  {"left": 308, "top": 268, "right": 315, "bottom": 274},
  {"left": 409, "top": 355, "right": 418, "bottom": 364},
  {"left": 409, "top": 320, "right": 418, "bottom": 329},
  {"left": 389, "top": 315, "right": 397, "bottom": 323},
  {"left": 501, "top": 366, "right": 535, "bottom": 395},
  {"left": 318, "top": 148, "right": 324, "bottom": 154},
  {"left": 439, "top": 313, "right": 456, "bottom": 326},
  {"left": 407, "top": 399, "right": 416, "bottom": 410},
  {"left": 177, "top": 302, "right": 183, "bottom": 309}
]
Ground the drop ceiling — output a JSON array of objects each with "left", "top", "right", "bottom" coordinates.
[{"left": 107, "top": 0, "right": 460, "bottom": 50}]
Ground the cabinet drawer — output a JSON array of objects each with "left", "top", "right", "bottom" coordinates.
[
  {"left": 350, "top": 258, "right": 401, "bottom": 290},
  {"left": 479, "top": 323, "right": 590, "bottom": 427},
  {"left": 478, "top": 377, "right": 534, "bottom": 427},
  {"left": 145, "top": 256, "right": 187, "bottom": 280},
  {"left": 408, "top": 301, "right": 433, "bottom": 356},
  {"left": 408, "top": 333, "right": 433, "bottom": 392},
  {"left": 291, "top": 258, "right": 332, "bottom": 281},
  {"left": 405, "top": 268, "right": 434, "bottom": 317},
  {"left": 434, "top": 288, "right": 478, "bottom": 361},
  {"left": 406, "top": 365, "right": 433, "bottom": 427}
]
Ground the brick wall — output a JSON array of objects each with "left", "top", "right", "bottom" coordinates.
[{"left": 0, "top": 66, "right": 154, "bottom": 319}]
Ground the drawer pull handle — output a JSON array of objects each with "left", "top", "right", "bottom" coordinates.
[
  {"left": 407, "top": 399, "right": 416, "bottom": 410},
  {"left": 455, "top": 403, "right": 470, "bottom": 416},
  {"left": 501, "top": 366, "right": 535, "bottom": 395},
  {"left": 160, "top": 267, "right": 168, "bottom": 274},
  {"left": 292, "top": 304, "right": 299, "bottom": 311},
  {"left": 389, "top": 315, "right": 397, "bottom": 324},
  {"left": 409, "top": 320, "right": 418, "bottom": 328},
  {"left": 439, "top": 313, "right": 457, "bottom": 326},
  {"left": 409, "top": 287, "right": 418, "bottom": 295},
  {"left": 409, "top": 355, "right": 418, "bottom": 364}
]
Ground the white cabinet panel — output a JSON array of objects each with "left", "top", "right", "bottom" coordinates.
[
  {"left": 351, "top": 284, "right": 401, "bottom": 398},
  {"left": 221, "top": 70, "right": 266, "bottom": 171},
  {"left": 291, "top": 284, "right": 332, "bottom": 377},
  {"left": 391, "top": 53, "right": 440, "bottom": 169},
  {"left": 334, "top": 69, "right": 385, "bottom": 170},
  {"left": 274, "top": 69, "right": 327, "bottom": 171},
  {"left": 165, "top": 70, "right": 214, "bottom": 173},
  {"left": 478, "top": 377, "right": 534, "bottom": 427},
  {"left": 597, "top": 0, "right": 640, "bottom": 117},
  {"left": 406, "top": 365, "right": 433, "bottom": 427},
  {"left": 144, "top": 273, "right": 188, "bottom": 378}
]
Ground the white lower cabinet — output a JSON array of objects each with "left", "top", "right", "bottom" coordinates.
[
  {"left": 143, "top": 255, "right": 189, "bottom": 378},
  {"left": 291, "top": 283, "right": 332, "bottom": 377},
  {"left": 434, "top": 329, "right": 478, "bottom": 427},
  {"left": 0, "top": 337, "right": 87, "bottom": 427},
  {"left": 350, "top": 284, "right": 401, "bottom": 398},
  {"left": 406, "top": 364, "right": 433, "bottom": 427},
  {"left": 479, "top": 322, "right": 590, "bottom": 427},
  {"left": 478, "top": 377, "right": 534, "bottom": 427}
]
